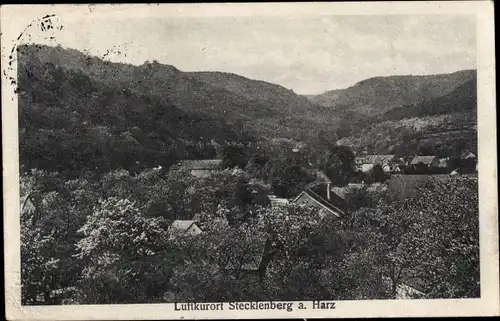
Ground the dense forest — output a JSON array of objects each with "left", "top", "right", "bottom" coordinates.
[
  {"left": 307, "top": 69, "right": 477, "bottom": 157},
  {"left": 18, "top": 44, "right": 479, "bottom": 305}
]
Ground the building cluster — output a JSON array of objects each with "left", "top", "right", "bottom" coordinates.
[{"left": 355, "top": 151, "right": 477, "bottom": 174}]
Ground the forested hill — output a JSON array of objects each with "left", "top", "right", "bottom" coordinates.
[
  {"left": 336, "top": 75, "right": 477, "bottom": 157},
  {"left": 18, "top": 44, "right": 341, "bottom": 142},
  {"left": 382, "top": 78, "right": 477, "bottom": 120},
  {"left": 307, "top": 70, "right": 476, "bottom": 117},
  {"left": 187, "top": 71, "right": 315, "bottom": 115},
  {"left": 18, "top": 44, "right": 478, "bottom": 173},
  {"left": 18, "top": 50, "right": 248, "bottom": 174}
]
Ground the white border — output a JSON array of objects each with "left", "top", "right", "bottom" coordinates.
[{"left": 2, "top": 2, "right": 498, "bottom": 320}]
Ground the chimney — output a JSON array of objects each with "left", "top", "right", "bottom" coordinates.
[{"left": 327, "top": 182, "right": 331, "bottom": 201}]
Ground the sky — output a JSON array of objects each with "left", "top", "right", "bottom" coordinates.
[{"left": 22, "top": 13, "right": 476, "bottom": 95}]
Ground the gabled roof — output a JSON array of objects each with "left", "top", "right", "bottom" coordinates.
[
  {"left": 461, "top": 151, "right": 476, "bottom": 159},
  {"left": 293, "top": 183, "right": 348, "bottom": 218},
  {"left": 20, "top": 194, "right": 37, "bottom": 213},
  {"left": 410, "top": 156, "right": 437, "bottom": 165},
  {"left": 170, "top": 159, "right": 222, "bottom": 171},
  {"left": 357, "top": 155, "right": 395, "bottom": 165}
]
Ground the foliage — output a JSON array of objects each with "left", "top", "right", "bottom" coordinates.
[
  {"left": 18, "top": 54, "right": 246, "bottom": 175},
  {"left": 268, "top": 160, "right": 315, "bottom": 198},
  {"left": 20, "top": 165, "right": 479, "bottom": 304},
  {"left": 20, "top": 170, "right": 97, "bottom": 304},
  {"left": 219, "top": 144, "right": 249, "bottom": 170},
  {"left": 337, "top": 113, "right": 477, "bottom": 159},
  {"left": 317, "top": 145, "right": 356, "bottom": 186},
  {"left": 370, "top": 164, "right": 386, "bottom": 183},
  {"left": 75, "top": 197, "right": 172, "bottom": 304},
  {"left": 349, "top": 178, "right": 479, "bottom": 298},
  {"left": 342, "top": 185, "right": 384, "bottom": 212},
  {"left": 17, "top": 44, "right": 479, "bottom": 304}
]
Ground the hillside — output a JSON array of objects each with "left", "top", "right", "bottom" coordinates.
[
  {"left": 17, "top": 44, "right": 477, "bottom": 173},
  {"left": 335, "top": 74, "right": 477, "bottom": 157},
  {"left": 307, "top": 70, "right": 476, "bottom": 117},
  {"left": 336, "top": 112, "right": 477, "bottom": 158},
  {"left": 18, "top": 44, "right": 340, "bottom": 142},
  {"left": 18, "top": 52, "right": 246, "bottom": 174},
  {"left": 309, "top": 69, "right": 479, "bottom": 157}
]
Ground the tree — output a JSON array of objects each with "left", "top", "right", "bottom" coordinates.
[
  {"left": 219, "top": 145, "right": 248, "bottom": 170},
  {"left": 75, "top": 197, "right": 172, "bottom": 304},
  {"left": 349, "top": 177, "right": 479, "bottom": 298},
  {"left": 257, "top": 205, "right": 390, "bottom": 300},
  {"left": 404, "top": 178, "right": 479, "bottom": 298},
  {"left": 20, "top": 170, "right": 96, "bottom": 305},
  {"left": 370, "top": 164, "right": 386, "bottom": 183},
  {"left": 343, "top": 186, "right": 382, "bottom": 212},
  {"left": 269, "top": 160, "right": 315, "bottom": 198}
]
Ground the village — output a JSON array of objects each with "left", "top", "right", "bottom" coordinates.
[
  {"left": 14, "top": 13, "right": 481, "bottom": 306},
  {"left": 163, "top": 147, "right": 478, "bottom": 300}
]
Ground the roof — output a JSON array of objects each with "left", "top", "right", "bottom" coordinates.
[
  {"left": 461, "top": 151, "right": 476, "bottom": 159},
  {"left": 268, "top": 195, "right": 289, "bottom": 207},
  {"left": 356, "top": 155, "right": 395, "bottom": 165},
  {"left": 293, "top": 183, "right": 348, "bottom": 217},
  {"left": 170, "top": 159, "right": 222, "bottom": 171},
  {"left": 170, "top": 220, "right": 198, "bottom": 232},
  {"left": 410, "top": 156, "right": 437, "bottom": 165}
]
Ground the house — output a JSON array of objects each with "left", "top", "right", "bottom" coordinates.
[
  {"left": 292, "top": 182, "right": 348, "bottom": 219},
  {"left": 170, "top": 159, "right": 222, "bottom": 177},
  {"left": 355, "top": 155, "right": 396, "bottom": 173},
  {"left": 409, "top": 156, "right": 439, "bottom": 169},
  {"left": 169, "top": 220, "right": 203, "bottom": 237}
]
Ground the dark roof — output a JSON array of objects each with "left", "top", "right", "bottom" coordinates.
[{"left": 170, "top": 159, "right": 222, "bottom": 171}]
